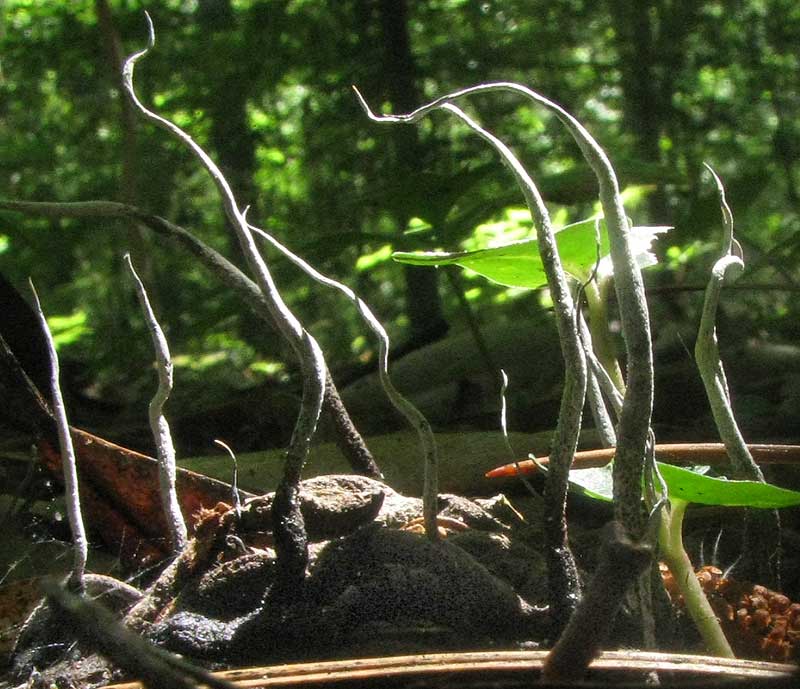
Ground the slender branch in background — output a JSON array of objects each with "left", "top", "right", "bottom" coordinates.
[
  {"left": 94, "top": 0, "right": 163, "bottom": 314},
  {"left": 125, "top": 253, "right": 187, "bottom": 554},
  {"left": 247, "top": 221, "right": 443, "bottom": 539},
  {"left": 29, "top": 281, "right": 88, "bottom": 591},
  {"left": 695, "top": 165, "right": 780, "bottom": 585},
  {"left": 123, "top": 14, "right": 325, "bottom": 590},
  {"left": 444, "top": 266, "right": 499, "bottom": 382},
  {"left": 0, "top": 199, "right": 378, "bottom": 479},
  {"left": 356, "top": 88, "right": 587, "bottom": 626},
  {"left": 95, "top": 0, "right": 139, "bottom": 205}
]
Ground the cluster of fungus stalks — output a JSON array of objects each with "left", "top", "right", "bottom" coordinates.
[{"left": 3, "top": 13, "right": 796, "bottom": 689}]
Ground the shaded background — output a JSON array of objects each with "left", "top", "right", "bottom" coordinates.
[{"left": 1, "top": 0, "right": 799, "bottom": 458}]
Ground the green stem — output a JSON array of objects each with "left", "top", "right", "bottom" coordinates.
[
  {"left": 585, "top": 278, "right": 625, "bottom": 393},
  {"left": 658, "top": 498, "right": 734, "bottom": 658}
]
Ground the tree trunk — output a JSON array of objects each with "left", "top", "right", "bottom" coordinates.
[
  {"left": 196, "top": 0, "right": 257, "bottom": 215},
  {"left": 378, "top": 0, "right": 448, "bottom": 349}
]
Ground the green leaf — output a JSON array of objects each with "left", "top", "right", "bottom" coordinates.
[
  {"left": 567, "top": 465, "right": 614, "bottom": 502},
  {"left": 392, "top": 216, "right": 609, "bottom": 288},
  {"left": 657, "top": 463, "right": 800, "bottom": 508},
  {"left": 565, "top": 461, "right": 800, "bottom": 508}
]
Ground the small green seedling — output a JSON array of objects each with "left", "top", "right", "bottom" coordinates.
[
  {"left": 396, "top": 198, "right": 800, "bottom": 656},
  {"left": 565, "top": 461, "right": 800, "bottom": 657}
]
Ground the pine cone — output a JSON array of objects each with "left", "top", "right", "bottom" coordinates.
[{"left": 661, "top": 563, "right": 800, "bottom": 662}]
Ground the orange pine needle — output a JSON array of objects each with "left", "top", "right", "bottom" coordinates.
[{"left": 485, "top": 443, "right": 800, "bottom": 479}]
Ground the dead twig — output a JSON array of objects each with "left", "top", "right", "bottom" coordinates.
[{"left": 42, "top": 577, "right": 238, "bottom": 689}]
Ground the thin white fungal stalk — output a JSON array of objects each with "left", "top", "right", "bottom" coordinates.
[
  {"left": 695, "top": 165, "right": 763, "bottom": 482},
  {"left": 247, "top": 221, "right": 440, "bottom": 541},
  {"left": 499, "top": 370, "right": 514, "bottom": 459},
  {"left": 123, "top": 16, "right": 303, "bottom": 351},
  {"left": 124, "top": 15, "right": 326, "bottom": 580},
  {"left": 499, "top": 370, "right": 540, "bottom": 498},
  {"left": 438, "top": 105, "right": 587, "bottom": 612},
  {"left": 440, "top": 102, "right": 588, "bottom": 505},
  {"left": 29, "top": 280, "right": 88, "bottom": 590},
  {"left": 125, "top": 253, "right": 187, "bottom": 553},
  {"left": 575, "top": 223, "right": 617, "bottom": 448},
  {"left": 214, "top": 439, "right": 241, "bottom": 516},
  {"left": 583, "top": 345, "right": 624, "bottom": 418},
  {"left": 696, "top": 166, "right": 779, "bottom": 584},
  {"left": 356, "top": 90, "right": 586, "bottom": 620},
  {"left": 584, "top": 279, "right": 626, "bottom": 393},
  {"left": 578, "top": 313, "right": 617, "bottom": 448}
]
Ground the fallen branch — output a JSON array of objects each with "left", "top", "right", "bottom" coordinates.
[
  {"left": 42, "top": 578, "right": 238, "bottom": 689},
  {"left": 486, "top": 442, "right": 800, "bottom": 478}
]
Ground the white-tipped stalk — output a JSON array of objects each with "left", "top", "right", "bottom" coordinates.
[
  {"left": 125, "top": 254, "right": 187, "bottom": 553},
  {"left": 695, "top": 165, "right": 779, "bottom": 584},
  {"left": 695, "top": 166, "right": 762, "bottom": 482},
  {"left": 213, "top": 439, "right": 242, "bottom": 517},
  {"left": 499, "top": 369, "right": 540, "bottom": 498},
  {"left": 355, "top": 88, "right": 586, "bottom": 622},
  {"left": 247, "top": 221, "right": 440, "bottom": 541},
  {"left": 124, "top": 16, "right": 326, "bottom": 583},
  {"left": 29, "top": 280, "right": 88, "bottom": 590}
]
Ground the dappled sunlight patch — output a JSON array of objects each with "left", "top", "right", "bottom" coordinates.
[{"left": 46, "top": 309, "right": 91, "bottom": 349}]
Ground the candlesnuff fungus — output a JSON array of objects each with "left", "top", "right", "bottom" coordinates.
[{"left": 123, "top": 13, "right": 325, "bottom": 593}]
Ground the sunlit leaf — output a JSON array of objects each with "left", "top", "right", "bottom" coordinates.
[
  {"left": 394, "top": 216, "right": 669, "bottom": 288},
  {"left": 566, "top": 464, "right": 614, "bottom": 502},
  {"left": 46, "top": 310, "right": 91, "bottom": 348},
  {"left": 658, "top": 463, "right": 800, "bottom": 508},
  {"left": 393, "top": 216, "right": 610, "bottom": 288},
  {"left": 565, "top": 461, "right": 800, "bottom": 508}
]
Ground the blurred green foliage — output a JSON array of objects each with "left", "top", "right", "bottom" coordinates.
[{"left": 0, "top": 0, "right": 798, "bottom": 436}]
